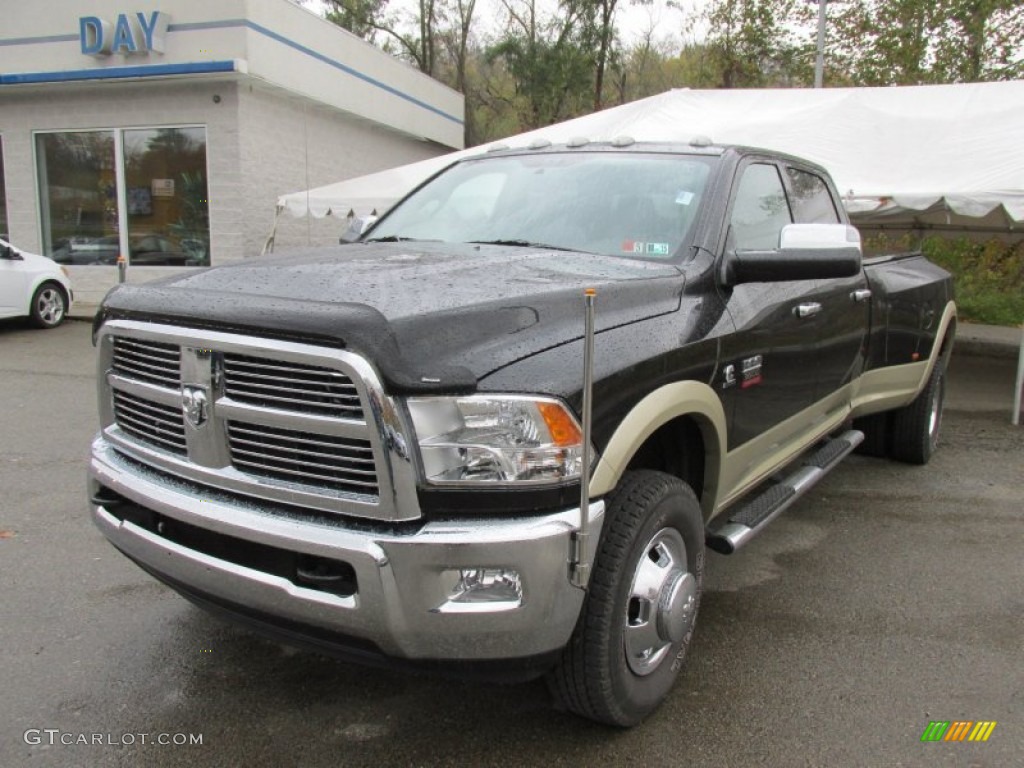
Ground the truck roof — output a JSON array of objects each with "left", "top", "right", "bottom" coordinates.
[{"left": 469, "top": 139, "right": 832, "bottom": 178}]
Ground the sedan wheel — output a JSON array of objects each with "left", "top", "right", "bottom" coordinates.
[{"left": 30, "top": 283, "right": 67, "bottom": 329}]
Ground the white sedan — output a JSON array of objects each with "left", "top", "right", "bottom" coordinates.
[{"left": 0, "top": 238, "right": 74, "bottom": 328}]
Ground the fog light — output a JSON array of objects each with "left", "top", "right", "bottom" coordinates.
[{"left": 436, "top": 568, "right": 523, "bottom": 613}]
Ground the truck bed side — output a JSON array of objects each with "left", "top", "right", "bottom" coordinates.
[{"left": 854, "top": 251, "right": 956, "bottom": 417}]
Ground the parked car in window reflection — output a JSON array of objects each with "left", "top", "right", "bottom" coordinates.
[{"left": 50, "top": 234, "right": 206, "bottom": 266}]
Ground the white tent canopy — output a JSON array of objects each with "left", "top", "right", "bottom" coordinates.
[{"left": 277, "top": 82, "right": 1024, "bottom": 227}]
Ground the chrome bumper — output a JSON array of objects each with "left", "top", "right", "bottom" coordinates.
[{"left": 89, "top": 437, "right": 604, "bottom": 661}]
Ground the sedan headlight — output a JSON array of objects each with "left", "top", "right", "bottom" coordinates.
[{"left": 407, "top": 395, "right": 585, "bottom": 484}]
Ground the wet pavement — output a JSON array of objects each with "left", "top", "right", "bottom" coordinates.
[{"left": 1, "top": 319, "right": 1021, "bottom": 767}]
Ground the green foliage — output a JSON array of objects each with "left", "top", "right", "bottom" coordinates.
[
  {"left": 827, "top": 0, "right": 1024, "bottom": 85},
  {"left": 922, "top": 238, "right": 1024, "bottom": 326},
  {"left": 863, "top": 234, "right": 1024, "bottom": 326},
  {"left": 481, "top": 2, "right": 595, "bottom": 131},
  {"left": 323, "top": 0, "right": 389, "bottom": 41},
  {"left": 701, "top": 0, "right": 814, "bottom": 88}
]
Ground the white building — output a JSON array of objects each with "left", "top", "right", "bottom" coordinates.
[{"left": 0, "top": 0, "right": 464, "bottom": 307}]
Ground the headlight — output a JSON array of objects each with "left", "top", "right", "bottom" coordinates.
[{"left": 407, "top": 395, "right": 585, "bottom": 484}]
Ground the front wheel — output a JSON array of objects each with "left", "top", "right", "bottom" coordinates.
[
  {"left": 29, "top": 282, "right": 68, "bottom": 329},
  {"left": 547, "top": 470, "right": 705, "bottom": 726}
]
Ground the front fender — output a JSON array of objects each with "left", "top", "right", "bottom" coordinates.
[{"left": 590, "top": 380, "right": 727, "bottom": 518}]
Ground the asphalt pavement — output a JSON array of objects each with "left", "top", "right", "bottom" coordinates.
[{"left": 1, "top": 318, "right": 1021, "bottom": 767}]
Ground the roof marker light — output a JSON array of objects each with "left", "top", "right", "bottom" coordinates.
[{"left": 567, "top": 136, "right": 590, "bottom": 148}]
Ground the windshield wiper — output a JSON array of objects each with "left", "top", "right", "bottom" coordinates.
[
  {"left": 469, "top": 239, "right": 576, "bottom": 252},
  {"left": 363, "top": 235, "right": 420, "bottom": 243}
]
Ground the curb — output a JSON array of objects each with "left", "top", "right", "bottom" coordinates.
[{"left": 955, "top": 324, "right": 1022, "bottom": 360}]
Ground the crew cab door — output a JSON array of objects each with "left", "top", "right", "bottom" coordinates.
[
  {"left": 781, "top": 165, "right": 869, "bottom": 400},
  {"left": 717, "top": 160, "right": 825, "bottom": 448}
]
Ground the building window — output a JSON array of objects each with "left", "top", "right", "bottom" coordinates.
[
  {"left": 0, "top": 137, "right": 8, "bottom": 240},
  {"left": 37, "top": 131, "right": 119, "bottom": 264},
  {"left": 124, "top": 127, "right": 209, "bottom": 266},
  {"left": 37, "top": 127, "right": 210, "bottom": 266}
]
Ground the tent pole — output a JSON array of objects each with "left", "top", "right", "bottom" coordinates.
[
  {"left": 1013, "top": 323, "right": 1024, "bottom": 426},
  {"left": 261, "top": 205, "right": 283, "bottom": 256}
]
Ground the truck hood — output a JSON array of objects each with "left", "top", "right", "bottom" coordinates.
[{"left": 98, "top": 242, "right": 684, "bottom": 393}]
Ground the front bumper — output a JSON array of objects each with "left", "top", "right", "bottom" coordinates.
[{"left": 90, "top": 437, "right": 604, "bottom": 662}]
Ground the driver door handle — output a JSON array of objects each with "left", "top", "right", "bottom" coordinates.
[
  {"left": 794, "top": 302, "right": 822, "bottom": 319},
  {"left": 852, "top": 289, "right": 873, "bottom": 303}
]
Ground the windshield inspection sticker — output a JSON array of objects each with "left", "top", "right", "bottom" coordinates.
[
  {"left": 621, "top": 241, "right": 670, "bottom": 256},
  {"left": 675, "top": 190, "right": 695, "bottom": 205}
]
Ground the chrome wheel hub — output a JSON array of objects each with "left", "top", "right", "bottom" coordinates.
[
  {"left": 37, "top": 288, "right": 64, "bottom": 325},
  {"left": 624, "top": 527, "right": 696, "bottom": 676},
  {"left": 928, "top": 377, "right": 943, "bottom": 447}
]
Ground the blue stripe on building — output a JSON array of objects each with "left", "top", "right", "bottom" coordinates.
[{"left": 0, "top": 19, "right": 463, "bottom": 126}]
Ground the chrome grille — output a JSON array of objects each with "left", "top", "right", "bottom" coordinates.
[
  {"left": 113, "top": 390, "right": 187, "bottom": 455},
  {"left": 227, "top": 421, "right": 379, "bottom": 498},
  {"left": 112, "top": 337, "right": 181, "bottom": 388},
  {"left": 223, "top": 354, "right": 363, "bottom": 420},
  {"left": 99, "top": 321, "right": 420, "bottom": 521}
]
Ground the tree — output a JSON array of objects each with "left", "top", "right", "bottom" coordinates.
[
  {"left": 322, "top": 0, "right": 441, "bottom": 76},
  {"left": 828, "top": 0, "right": 1024, "bottom": 86},
  {"left": 580, "top": 0, "right": 622, "bottom": 111},
  {"left": 608, "top": 17, "right": 690, "bottom": 105},
  {"left": 484, "top": 0, "right": 595, "bottom": 129},
  {"left": 323, "top": 0, "right": 389, "bottom": 41},
  {"left": 701, "top": 0, "right": 813, "bottom": 88}
]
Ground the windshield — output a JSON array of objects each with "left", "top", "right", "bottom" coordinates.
[{"left": 368, "top": 152, "right": 715, "bottom": 260}]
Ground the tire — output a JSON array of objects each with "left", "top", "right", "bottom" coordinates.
[
  {"left": 29, "top": 282, "right": 68, "bottom": 329},
  {"left": 889, "top": 363, "right": 945, "bottom": 465},
  {"left": 852, "top": 412, "right": 890, "bottom": 458},
  {"left": 547, "top": 470, "right": 705, "bottom": 726}
]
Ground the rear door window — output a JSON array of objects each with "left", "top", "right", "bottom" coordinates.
[{"left": 785, "top": 168, "right": 840, "bottom": 224}]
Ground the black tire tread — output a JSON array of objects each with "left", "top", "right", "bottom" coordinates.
[
  {"left": 852, "top": 412, "right": 890, "bottom": 458},
  {"left": 548, "top": 470, "right": 702, "bottom": 726},
  {"left": 889, "top": 364, "right": 944, "bottom": 465}
]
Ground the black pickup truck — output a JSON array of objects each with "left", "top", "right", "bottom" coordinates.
[{"left": 89, "top": 141, "right": 955, "bottom": 726}]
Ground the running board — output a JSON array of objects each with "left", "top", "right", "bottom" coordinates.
[{"left": 706, "top": 429, "right": 864, "bottom": 555}]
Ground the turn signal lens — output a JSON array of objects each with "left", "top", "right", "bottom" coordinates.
[{"left": 538, "top": 401, "right": 582, "bottom": 447}]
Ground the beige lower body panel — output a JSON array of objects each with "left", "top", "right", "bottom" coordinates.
[{"left": 593, "top": 301, "right": 956, "bottom": 524}]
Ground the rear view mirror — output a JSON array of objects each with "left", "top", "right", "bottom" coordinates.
[{"left": 721, "top": 223, "right": 862, "bottom": 286}]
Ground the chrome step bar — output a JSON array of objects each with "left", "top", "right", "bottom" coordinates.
[{"left": 706, "top": 429, "right": 864, "bottom": 555}]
